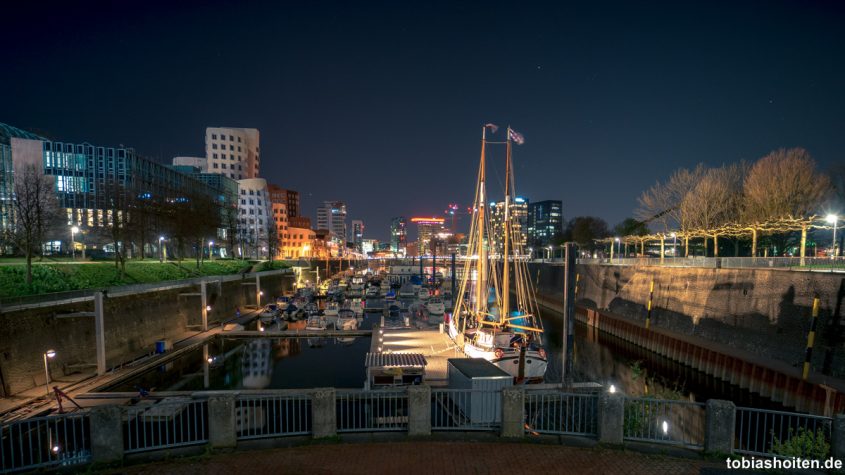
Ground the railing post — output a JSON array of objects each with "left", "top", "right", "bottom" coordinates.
[
  {"left": 312, "top": 388, "right": 337, "bottom": 438},
  {"left": 704, "top": 399, "right": 735, "bottom": 454},
  {"left": 408, "top": 385, "right": 431, "bottom": 436},
  {"left": 832, "top": 414, "right": 845, "bottom": 460},
  {"left": 89, "top": 405, "right": 124, "bottom": 464},
  {"left": 208, "top": 394, "right": 236, "bottom": 448},
  {"left": 598, "top": 393, "right": 624, "bottom": 445},
  {"left": 501, "top": 387, "right": 525, "bottom": 438}
]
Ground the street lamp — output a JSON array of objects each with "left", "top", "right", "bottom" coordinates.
[
  {"left": 43, "top": 349, "right": 56, "bottom": 396},
  {"left": 208, "top": 241, "right": 214, "bottom": 261},
  {"left": 70, "top": 226, "right": 79, "bottom": 260},
  {"left": 671, "top": 232, "right": 677, "bottom": 259},
  {"left": 547, "top": 246, "right": 553, "bottom": 261},
  {"left": 827, "top": 214, "right": 839, "bottom": 258},
  {"left": 159, "top": 236, "right": 165, "bottom": 263},
  {"left": 615, "top": 237, "right": 621, "bottom": 259}
]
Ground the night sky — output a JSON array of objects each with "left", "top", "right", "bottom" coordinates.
[{"left": 2, "top": 0, "right": 844, "bottom": 241}]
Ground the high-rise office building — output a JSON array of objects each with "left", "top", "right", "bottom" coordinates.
[
  {"left": 411, "top": 217, "right": 445, "bottom": 256},
  {"left": 351, "top": 219, "right": 364, "bottom": 253},
  {"left": 390, "top": 216, "right": 407, "bottom": 253},
  {"left": 316, "top": 201, "right": 347, "bottom": 243},
  {"left": 490, "top": 196, "right": 529, "bottom": 254},
  {"left": 527, "top": 200, "right": 563, "bottom": 247},
  {"left": 205, "top": 127, "right": 260, "bottom": 180}
]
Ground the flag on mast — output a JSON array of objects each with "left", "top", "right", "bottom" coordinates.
[
  {"left": 508, "top": 128, "right": 525, "bottom": 145},
  {"left": 484, "top": 123, "right": 499, "bottom": 133}
]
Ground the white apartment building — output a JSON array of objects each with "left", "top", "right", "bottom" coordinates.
[
  {"left": 237, "top": 178, "right": 271, "bottom": 258},
  {"left": 205, "top": 127, "right": 260, "bottom": 180}
]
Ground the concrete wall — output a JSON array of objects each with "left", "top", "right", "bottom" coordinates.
[
  {"left": 0, "top": 273, "right": 293, "bottom": 396},
  {"left": 530, "top": 263, "right": 845, "bottom": 379}
]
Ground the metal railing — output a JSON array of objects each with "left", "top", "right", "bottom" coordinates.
[
  {"left": 735, "top": 407, "right": 833, "bottom": 457},
  {"left": 524, "top": 391, "right": 598, "bottom": 436},
  {"left": 124, "top": 399, "right": 208, "bottom": 453},
  {"left": 336, "top": 389, "right": 409, "bottom": 432},
  {"left": 623, "top": 397, "right": 706, "bottom": 448},
  {"left": 0, "top": 412, "right": 90, "bottom": 474},
  {"left": 236, "top": 393, "right": 312, "bottom": 440},
  {"left": 576, "top": 256, "right": 845, "bottom": 271},
  {"left": 431, "top": 389, "right": 502, "bottom": 432}
]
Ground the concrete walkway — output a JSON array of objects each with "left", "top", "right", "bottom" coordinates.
[{"left": 104, "top": 441, "right": 723, "bottom": 474}]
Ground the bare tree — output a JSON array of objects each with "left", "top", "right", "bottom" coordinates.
[
  {"left": 103, "top": 179, "right": 132, "bottom": 277},
  {"left": 266, "top": 221, "right": 280, "bottom": 262},
  {"left": 743, "top": 148, "right": 832, "bottom": 255},
  {"left": 7, "top": 164, "right": 60, "bottom": 286},
  {"left": 681, "top": 163, "right": 746, "bottom": 255},
  {"left": 635, "top": 164, "right": 706, "bottom": 256}
]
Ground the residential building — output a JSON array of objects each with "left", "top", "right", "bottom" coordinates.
[
  {"left": 267, "top": 184, "right": 300, "bottom": 219},
  {"left": 237, "top": 178, "right": 271, "bottom": 259},
  {"left": 527, "top": 200, "right": 563, "bottom": 247},
  {"left": 205, "top": 127, "right": 260, "bottom": 180},
  {"left": 411, "top": 217, "right": 444, "bottom": 256},
  {"left": 316, "top": 201, "right": 347, "bottom": 246},
  {"left": 351, "top": 219, "right": 364, "bottom": 252},
  {"left": 290, "top": 216, "right": 311, "bottom": 229},
  {"left": 282, "top": 226, "right": 315, "bottom": 259},
  {"left": 490, "top": 196, "right": 529, "bottom": 254},
  {"left": 390, "top": 216, "right": 407, "bottom": 254}
]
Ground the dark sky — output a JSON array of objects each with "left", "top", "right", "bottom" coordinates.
[{"left": 2, "top": 0, "right": 844, "bottom": 241}]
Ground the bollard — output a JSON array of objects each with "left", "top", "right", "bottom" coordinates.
[
  {"left": 311, "top": 388, "right": 337, "bottom": 438},
  {"left": 645, "top": 279, "right": 654, "bottom": 330},
  {"left": 704, "top": 399, "right": 735, "bottom": 454},
  {"left": 802, "top": 295, "right": 820, "bottom": 380},
  {"left": 208, "top": 394, "right": 237, "bottom": 448},
  {"left": 500, "top": 387, "right": 525, "bottom": 438},
  {"left": 597, "top": 393, "right": 624, "bottom": 445},
  {"left": 408, "top": 385, "right": 431, "bottom": 436},
  {"left": 90, "top": 405, "right": 124, "bottom": 463}
]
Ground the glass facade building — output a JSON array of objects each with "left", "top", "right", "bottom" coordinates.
[{"left": 527, "top": 200, "right": 563, "bottom": 247}]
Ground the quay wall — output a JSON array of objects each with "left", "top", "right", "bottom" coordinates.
[
  {"left": 531, "top": 263, "right": 845, "bottom": 379},
  {"left": 0, "top": 273, "right": 293, "bottom": 397}
]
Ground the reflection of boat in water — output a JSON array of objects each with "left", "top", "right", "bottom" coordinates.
[
  {"left": 448, "top": 125, "right": 547, "bottom": 383},
  {"left": 336, "top": 336, "right": 357, "bottom": 345}
]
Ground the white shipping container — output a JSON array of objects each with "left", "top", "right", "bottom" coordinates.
[{"left": 447, "top": 358, "right": 513, "bottom": 423}]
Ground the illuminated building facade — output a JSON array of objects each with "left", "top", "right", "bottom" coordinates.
[
  {"left": 490, "top": 196, "right": 529, "bottom": 254},
  {"left": 390, "top": 216, "right": 407, "bottom": 254},
  {"left": 411, "top": 217, "right": 445, "bottom": 256},
  {"left": 527, "top": 200, "right": 563, "bottom": 247}
]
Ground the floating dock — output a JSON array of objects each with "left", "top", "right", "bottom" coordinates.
[{"left": 371, "top": 325, "right": 463, "bottom": 386}]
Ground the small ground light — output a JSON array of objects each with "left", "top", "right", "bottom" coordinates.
[
  {"left": 52, "top": 446, "right": 60, "bottom": 453},
  {"left": 206, "top": 305, "right": 212, "bottom": 312},
  {"left": 661, "top": 420, "right": 669, "bottom": 435},
  {"left": 259, "top": 291, "right": 264, "bottom": 296},
  {"left": 608, "top": 384, "right": 616, "bottom": 394},
  {"left": 207, "top": 357, "right": 213, "bottom": 364}
]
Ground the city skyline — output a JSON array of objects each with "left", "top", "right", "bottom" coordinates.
[{"left": 2, "top": 1, "right": 844, "bottom": 242}]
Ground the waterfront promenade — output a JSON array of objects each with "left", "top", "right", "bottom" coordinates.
[{"left": 106, "top": 441, "right": 723, "bottom": 475}]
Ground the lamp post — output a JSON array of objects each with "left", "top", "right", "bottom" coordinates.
[
  {"left": 70, "top": 226, "right": 79, "bottom": 260},
  {"left": 43, "top": 349, "right": 56, "bottom": 396},
  {"left": 615, "top": 237, "right": 621, "bottom": 260},
  {"left": 671, "top": 232, "right": 677, "bottom": 260},
  {"left": 208, "top": 241, "right": 214, "bottom": 261},
  {"left": 547, "top": 246, "right": 553, "bottom": 261},
  {"left": 159, "top": 236, "right": 165, "bottom": 263},
  {"left": 827, "top": 214, "right": 839, "bottom": 258}
]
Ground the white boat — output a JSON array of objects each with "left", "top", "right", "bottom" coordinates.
[
  {"left": 426, "top": 297, "right": 445, "bottom": 316},
  {"left": 349, "top": 298, "right": 365, "bottom": 316},
  {"left": 305, "top": 315, "right": 329, "bottom": 331},
  {"left": 365, "top": 285, "right": 380, "bottom": 297},
  {"left": 398, "top": 282, "right": 416, "bottom": 298},
  {"left": 417, "top": 288, "right": 431, "bottom": 301},
  {"left": 335, "top": 309, "right": 359, "bottom": 331},
  {"left": 449, "top": 124, "right": 547, "bottom": 383},
  {"left": 259, "top": 304, "right": 280, "bottom": 324},
  {"left": 324, "top": 301, "right": 340, "bottom": 318}
]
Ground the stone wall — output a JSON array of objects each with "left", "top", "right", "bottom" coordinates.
[
  {"left": 530, "top": 263, "right": 845, "bottom": 378},
  {"left": 0, "top": 273, "right": 293, "bottom": 396}
]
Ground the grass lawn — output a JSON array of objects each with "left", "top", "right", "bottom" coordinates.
[{"left": 0, "top": 259, "right": 257, "bottom": 299}]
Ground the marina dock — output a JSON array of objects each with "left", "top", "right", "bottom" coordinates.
[{"left": 371, "top": 325, "right": 463, "bottom": 386}]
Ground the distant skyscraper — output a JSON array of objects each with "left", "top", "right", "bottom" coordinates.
[
  {"left": 527, "top": 200, "right": 563, "bottom": 247},
  {"left": 490, "top": 196, "right": 529, "bottom": 254},
  {"left": 412, "top": 217, "right": 445, "bottom": 256},
  {"left": 390, "top": 216, "right": 407, "bottom": 253},
  {"left": 316, "top": 201, "right": 347, "bottom": 243},
  {"left": 351, "top": 219, "right": 364, "bottom": 252},
  {"left": 205, "top": 127, "right": 260, "bottom": 180}
]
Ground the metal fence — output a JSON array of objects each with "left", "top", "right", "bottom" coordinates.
[
  {"left": 431, "top": 389, "right": 502, "bottom": 432},
  {"left": 0, "top": 412, "right": 90, "bottom": 474},
  {"left": 124, "top": 399, "right": 208, "bottom": 453},
  {"left": 336, "top": 389, "right": 408, "bottom": 432},
  {"left": 623, "top": 397, "right": 706, "bottom": 448},
  {"left": 735, "top": 407, "right": 833, "bottom": 457},
  {"left": 524, "top": 391, "right": 598, "bottom": 436},
  {"left": 576, "top": 256, "right": 845, "bottom": 271},
  {"left": 236, "top": 394, "right": 312, "bottom": 440}
]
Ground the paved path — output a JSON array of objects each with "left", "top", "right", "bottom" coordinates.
[{"left": 108, "top": 441, "right": 721, "bottom": 474}]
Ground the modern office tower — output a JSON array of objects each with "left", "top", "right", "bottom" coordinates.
[
  {"left": 351, "top": 219, "right": 364, "bottom": 252},
  {"left": 316, "top": 201, "right": 347, "bottom": 243},
  {"left": 527, "top": 200, "right": 563, "bottom": 247},
  {"left": 205, "top": 127, "right": 260, "bottom": 180},
  {"left": 411, "top": 217, "right": 445, "bottom": 256},
  {"left": 390, "top": 216, "right": 407, "bottom": 253},
  {"left": 237, "top": 178, "right": 272, "bottom": 259},
  {"left": 490, "top": 196, "right": 529, "bottom": 254}
]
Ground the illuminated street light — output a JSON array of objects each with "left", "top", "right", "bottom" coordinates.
[
  {"left": 43, "top": 350, "right": 56, "bottom": 396},
  {"left": 615, "top": 237, "right": 621, "bottom": 259},
  {"left": 208, "top": 240, "right": 214, "bottom": 261},
  {"left": 159, "top": 236, "right": 165, "bottom": 263},
  {"left": 70, "top": 226, "right": 79, "bottom": 260},
  {"left": 827, "top": 214, "right": 839, "bottom": 258},
  {"left": 671, "top": 232, "right": 677, "bottom": 259}
]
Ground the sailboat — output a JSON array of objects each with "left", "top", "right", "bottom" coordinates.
[{"left": 448, "top": 124, "right": 548, "bottom": 383}]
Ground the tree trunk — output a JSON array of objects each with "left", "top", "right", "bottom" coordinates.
[
  {"left": 751, "top": 228, "right": 757, "bottom": 257},
  {"left": 734, "top": 238, "right": 739, "bottom": 257},
  {"left": 26, "top": 252, "right": 33, "bottom": 287},
  {"left": 713, "top": 235, "right": 719, "bottom": 257},
  {"left": 800, "top": 225, "right": 807, "bottom": 266},
  {"left": 660, "top": 236, "right": 665, "bottom": 263},
  {"left": 640, "top": 240, "right": 645, "bottom": 256},
  {"left": 684, "top": 236, "right": 689, "bottom": 257}
]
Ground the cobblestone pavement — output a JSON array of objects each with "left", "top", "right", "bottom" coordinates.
[{"left": 106, "top": 441, "right": 722, "bottom": 474}]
